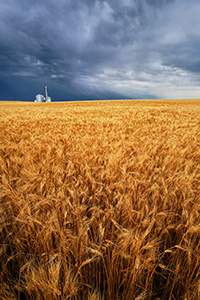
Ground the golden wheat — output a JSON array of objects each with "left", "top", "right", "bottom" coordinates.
[{"left": 0, "top": 99, "right": 200, "bottom": 300}]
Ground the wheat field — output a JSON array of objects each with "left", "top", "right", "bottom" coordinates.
[{"left": 0, "top": 99, "right": 200, "bottom": 300}]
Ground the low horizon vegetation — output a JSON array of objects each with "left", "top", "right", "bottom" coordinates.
[{"left": 0, "top": 99, "right": 200, "bottom": 299}]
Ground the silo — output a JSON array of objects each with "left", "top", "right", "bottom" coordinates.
[{"left": 35, "top": 94, "right": 45, "bottom": 102}]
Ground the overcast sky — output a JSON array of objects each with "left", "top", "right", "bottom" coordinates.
[{"left": 1, "top": 0, "right": 200, "bottom": 101}]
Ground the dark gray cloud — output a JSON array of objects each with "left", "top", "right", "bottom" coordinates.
[{"left": 0, "top": 0, "right": 200, "bottom": 100}]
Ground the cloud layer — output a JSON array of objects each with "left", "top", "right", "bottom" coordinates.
[{"left": 0, "top": 0, "right": 200, "bottom": 100}]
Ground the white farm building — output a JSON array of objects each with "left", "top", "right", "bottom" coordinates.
[{"left": 35, "top": 86, "right": 51, "bottom": 102}]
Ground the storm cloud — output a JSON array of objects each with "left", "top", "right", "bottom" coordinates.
[{"left": 0, "top": 0, "right": 200, "bottom": 100}]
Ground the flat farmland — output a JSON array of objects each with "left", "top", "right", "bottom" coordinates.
[{"left": 0, "top": 99, "right": 200, "bottom": 300}]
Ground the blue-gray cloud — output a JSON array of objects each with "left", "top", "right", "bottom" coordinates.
[{"left": 0, "top": 0, "right": 200, "bottom": 100}]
